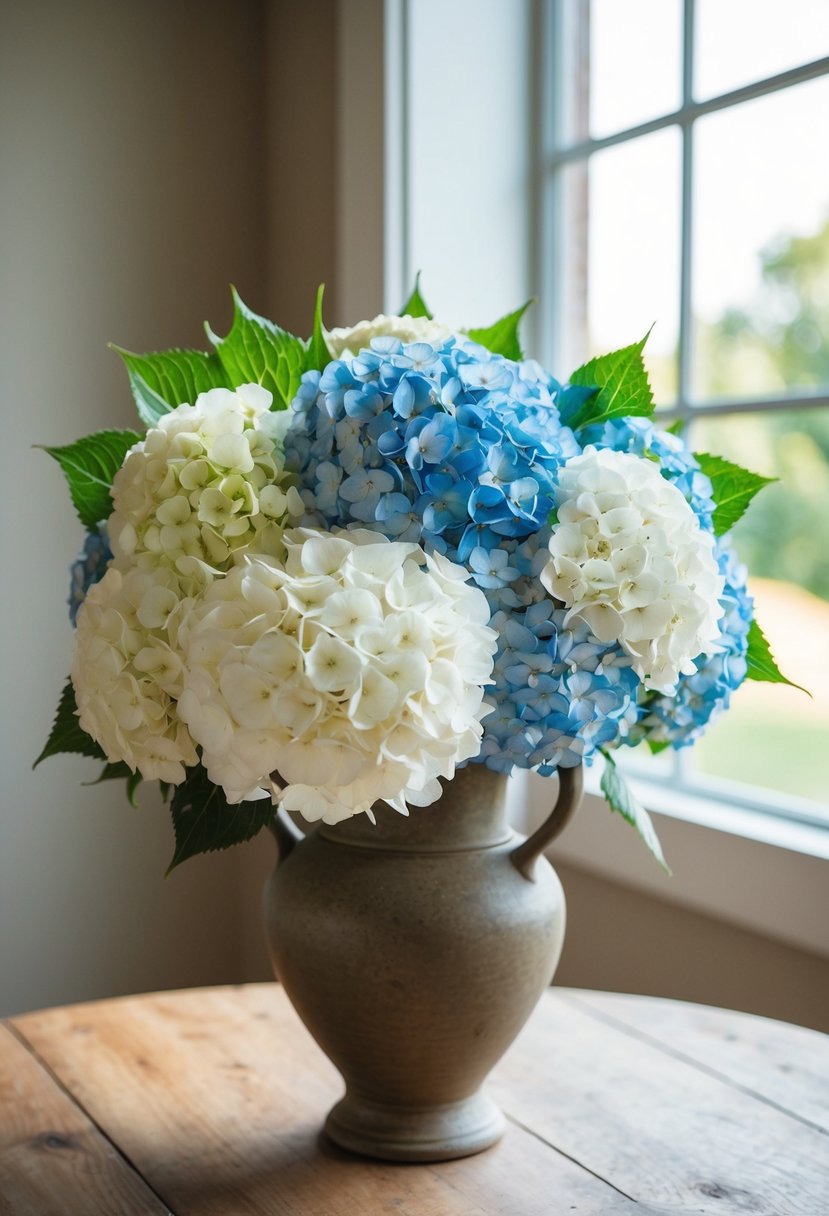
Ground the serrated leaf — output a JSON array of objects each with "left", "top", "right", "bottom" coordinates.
[
  {"left": 34, "top": 681, "right": 106, "bottom": 769},
  {"left": 399, "top": 272, "right": 432, "bottom": 319},
  {"left": 305, "top": 283, "right": 333, "bottom": 373},
  {"left": 40, "top": 429, "right": 142, "bottom": 528},
  {"left": 600, "top": 750, "right": 671, "bottom": 874},
  {"left": 83, "top": 761, "right": 132, "bottom": 786},
  {"left": 167, "top": 765, "right": 275, "bottom": 873},
  {"left": 121, "top": 371, "right": 172, "bottom": 428},
  {"left": 693, "top": 452, "right": 776, "bottom": 536},
  {"left": 112, "top": 346, "right": 227, "bottom": 425},
  {"left": 466, "top": 300, "right": 533, "bottom": 362},
  {"left": 208, "top": 287, "right": 307, "bottom": 411},
  {"left": 555, "top": 383, "right": 598, "bottom": 423},
  {"left": 562, "top": 333, "right": 655, "bottom": 431},
  {"left": 745, "top": 619, "right": 810, "bottom": 695}
]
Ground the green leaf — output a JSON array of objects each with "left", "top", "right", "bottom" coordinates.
[
  {"left": 207, "top": 287, "right": 307, "bottom": 411},
  {"left": 305, "top": 283, "right": 333, "bottom": 373},
  {"left": 646, "top": 739, "right": 672, "bottom": 756},
  {"left": 666, "top": 418, "right": 685, "bottom": 437},
  {"left": 112, "top": 346, "right": 226, "bottom": 426},
  {"left": 83, "top": 761, "right": 132, "bottom": 786},
  {"left": 126, "top": 771, "right": 142, "bottom": 807},
  {"left": 82, "top": 762, "right": 141, "bottom": 806},
  {"left": 34, "top": 681, "right": 105, "bottom": 769},
  {"left": 466, "top": 301, "right": 533, "bottom": 362},
  {"left": 120, "top": 371, "right": 171, "bottom": 428},
  {"left": 399, "top": 272, "right": 433, "bottom": 319},
  {"left": 745, "top": 619, "right": 810, "bottom": 695},
  {"left": 563, "top": 333, "right": 655, "bottom": 431},
  {"left": 693, "top": 452, "right": 776, "bottom": 536},
  {"left": 600, "top": 750, "right": 671, "bottom": 874},
  {"left": 167, "top": 765, "right": 275, "bottom": 873},
  {"left": 40, "top": 429, "right": 142, "bottom": 529}
]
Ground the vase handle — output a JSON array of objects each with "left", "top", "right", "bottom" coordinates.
[
  {"left": 269, "top": 806, "right": 305, "bottom": 866},
  {"left": 510, "top": 765, "right": 584, "bottom": 882}
]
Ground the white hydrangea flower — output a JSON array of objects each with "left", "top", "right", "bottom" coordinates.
[
  {"left": 71, "top": 565, "right": 198, "bottom": 784},
  {"left": 541, "top": 447, "right": 724, "bottom": 694},
  {"left": 108, "top": 383, "right": 304, "bottom": 583},
  {"left": 325, "top": 314, "right": 452, "bottom": 359},
  {"left": 177, "top": 529, "right": 497, "bottom": 819}
]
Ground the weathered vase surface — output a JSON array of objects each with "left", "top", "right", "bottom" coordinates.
[{"left": 263, "top": 763, "right": 580, "bottom": 1162}]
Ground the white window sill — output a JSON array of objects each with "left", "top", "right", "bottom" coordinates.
[{"left": 513, "top": 769, "right": 829, "bottom": 961}]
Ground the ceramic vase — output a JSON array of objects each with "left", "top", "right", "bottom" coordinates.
[{"left": 263, "top": 762, "right": 582, "bottom": 1162}]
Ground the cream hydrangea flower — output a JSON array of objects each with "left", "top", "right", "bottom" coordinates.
[
  {"left": 71, "top": 565, "right": 198, "bottom": 783},
  {"left": 325, "top": 314, "right": 452, "bottom": 359},
  {"left": 177, "top": 529, "right": 497, "bottom": 819},
  {"left": 541, "top": 447, "right": 724, "bottom": 694},
  {"left": 108, "top": 383, "right": 304, "bottom": 582}
]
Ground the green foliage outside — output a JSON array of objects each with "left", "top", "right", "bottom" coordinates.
[{"left": 695, "top": 215, "right": 829, "bottom": 604}]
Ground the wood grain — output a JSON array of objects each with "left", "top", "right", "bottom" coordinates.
[
  {"left": 6, "top": 984, "right": 828, "bottom": 1216},
  {"left": 490, "top": 988, "right": 829, "bottom": 1215},
  {"left": 9, "top": 986, "right": 653, "bottom": 1216},
  {"left": 0, "top": 1022, "right": 168, "bottom": 1216},
  {"left": 563, "top": 989, "right": 829, "bottom": 1132}
]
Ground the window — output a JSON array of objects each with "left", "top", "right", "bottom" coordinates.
[{"left": 540, "top": 0, "right": 829, "bottom": 826}]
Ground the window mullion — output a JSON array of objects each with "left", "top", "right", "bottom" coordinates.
[
  {"left": 548, "top": 54, "right": 829, "bottom": 169},
  {"left": 677, "top": 0, "right": 695, "bottom": 417}
]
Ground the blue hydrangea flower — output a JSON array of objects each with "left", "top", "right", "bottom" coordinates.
[
  {"left": 477, "top": 529, "right": 641, "bottom": 771},
  {"left": 68, "top": 524, "right": 112, "bottom": 626},
  {"left": 286, "top": 333, "right": 747, "bottom": 774},
  {"left": 286, "top": 337, "right": 640, "bottom": 772}
]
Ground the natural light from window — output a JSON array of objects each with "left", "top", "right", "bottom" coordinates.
[{"left": 549, "top": 0, "right": 829, "bottom": 821}]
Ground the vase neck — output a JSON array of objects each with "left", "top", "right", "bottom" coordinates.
[{"left": 318, "top": 765, "right": 512, "bottom": 852}]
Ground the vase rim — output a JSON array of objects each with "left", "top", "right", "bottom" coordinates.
[{"left": 318, "top": 765, "right": 513, "bottom": 852}]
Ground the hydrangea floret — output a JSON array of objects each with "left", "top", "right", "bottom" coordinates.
[
  {"left": 628, "top": 543, "right": 753, "bottom": 749},
  {"left": 540, "top": 446, "right": 724, "bottom": 694},
  {"left": 177, "top": 530, "right": 496, "bottom": 819},
  {"left": 37, "top": 285, "right": 795, "bottom": 872},
  {"left": 109, "top": 383, "right": 303, "bottom": 581},
  {"left": 326, "top": 313, "right": 452, "bottom": 360},
  {"left": 71, "top": 564, "right": 197, "bottom": 784}
]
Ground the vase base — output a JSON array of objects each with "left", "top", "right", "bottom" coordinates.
[{"left": 324, "top": 1090, "right": 506, "bottom": 1163}]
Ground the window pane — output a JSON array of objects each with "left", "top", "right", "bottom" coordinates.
[
  {"left": 691, "top": 78, "right": 829, "bottom": 401},
  {"left": 556, "top": 130, "right": 680, "bottom": 402},
  {"left": 691, "top": 409, "right": 829, "bottom": 813},
  {"left": 588, "top": 0, "right": 682, "bottom": 138},
  {"left": 695, "top": 0, "right": 829, "bottom": 100}
]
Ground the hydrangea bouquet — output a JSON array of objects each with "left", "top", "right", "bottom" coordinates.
[{"left": 37, "top": 283, "right": 797, "bottom": 872}]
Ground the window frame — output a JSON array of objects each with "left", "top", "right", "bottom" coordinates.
[
  {"left": 537, "top": 0, "right": 829, "bottom": 832},
  {"left": 541, "top": 0, "right": 829, "bottom": 420}
]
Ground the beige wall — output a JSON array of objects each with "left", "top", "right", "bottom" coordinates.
[
  {"left": 554, "top": 863, "right": 829, "bottom": 1033},
  {"left": 0, "top": 0, "right": 336, "bottom": 1017}
]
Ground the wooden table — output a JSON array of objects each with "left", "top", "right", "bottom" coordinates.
[{"left": 1, "top": 985, "right": 827, "bottom": 1215}]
